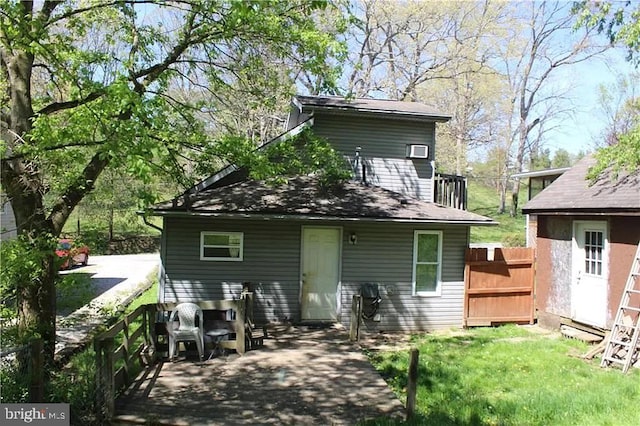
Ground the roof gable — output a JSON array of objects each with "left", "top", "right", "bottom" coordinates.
[{"left": 522, "top": 156, "right": 640, "bottom": 213}]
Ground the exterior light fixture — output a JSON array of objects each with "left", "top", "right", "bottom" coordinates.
[{"left": 349, "top": 232, "right": 358, "bottom": 245}]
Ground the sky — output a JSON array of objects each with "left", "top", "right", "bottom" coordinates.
[{"left": 544, "top": 48, "right": 638, "bottom": 156}]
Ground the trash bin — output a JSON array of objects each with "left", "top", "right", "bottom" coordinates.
[{"left": 360, "top": 283, "right": 381, "bottom": 320}]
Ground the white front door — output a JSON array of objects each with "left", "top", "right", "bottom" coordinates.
[
  {"left": 572, "top": 221, "right": 608, "bottom": 328},
  {"left": 301, "top": 227, "right": 341, "bottom": 321}
]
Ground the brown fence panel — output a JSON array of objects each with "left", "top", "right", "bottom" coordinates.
[{"left": 464, "top": 247, "right": 535, "bottom": 327}]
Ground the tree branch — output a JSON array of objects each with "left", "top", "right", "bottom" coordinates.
[
  {"left": 2, "top": 140, "right": 108, "bottom": 161},
  {"left": 36, "top": 90, "right": 106, "bottom": 115},
  {"left": 47, "top": 152, "right": 110, "bottom": 234}
]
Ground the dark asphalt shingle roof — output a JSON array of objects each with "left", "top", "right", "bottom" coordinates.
[
  {"left": 294, "top": 95, "right": 451, "bottom": 122},
  {"left": 522, "top": 156, "right": 640, "bottom": 213},
  {"left": 153, "top": 176, "right": 496, "bottom": 225}
]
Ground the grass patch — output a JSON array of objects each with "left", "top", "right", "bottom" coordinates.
[
  {"left": 364, "top": 325, "right": 640, "bottom": 426},
  {"left": 124, "top": 277, "right": 159, "bottom": 314},
  {"left": 467, "top": 181, "right": 526, "bottom": 245},
  {"left": 57, "top": 272, "right": 96, "bottom": 316}
]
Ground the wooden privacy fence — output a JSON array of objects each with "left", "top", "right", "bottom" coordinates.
[{"left": 464, "top": 247, "right": 535, "bottom": 327}]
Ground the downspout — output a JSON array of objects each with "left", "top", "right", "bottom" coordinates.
[
  {"left": 430, "top": 159, "right": 436, "bottom": 204},
  {"left": 139, "top": 211, "right": 165, "bottom": 304},
  {"left": 141, "top": 213, "right": 163, "bottom": 233}
]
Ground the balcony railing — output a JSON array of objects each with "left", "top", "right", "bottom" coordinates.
[{"left": 434, "top": 173, "right": 467, "bottom": 210}]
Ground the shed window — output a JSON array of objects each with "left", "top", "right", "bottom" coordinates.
[
  {"left": 412, "top": 230, "right": 442, "bottom": 296},
  {"left": 584, "top": 230, "right": 603, "bottom": 276},
  {"left": 200, "top": 232, "right": 243, "bottom": 261}
]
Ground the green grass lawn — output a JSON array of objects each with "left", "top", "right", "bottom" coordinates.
[
  {"left": 364, "top": 325, "right": 640, "bottom": 426},
  {"left": 467, "top": 181, "right": 527, "bottom": 245}
]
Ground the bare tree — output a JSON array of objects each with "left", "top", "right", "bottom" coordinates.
[
  {"left": 344, "top": 0, "right": 460, "bottom": 99},
  {"left": 594, "top": 70, "right": 640, "bottom": 148},
  {"left": 345, "top": 0, "right": 512, "bottom": 177},
  {"left": 500, "top": 1, "right": 609, "bottom": 216}
]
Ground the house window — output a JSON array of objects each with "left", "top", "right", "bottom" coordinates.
[
  {"left": 412, "top": 230, "right": 442, "bottom": 296},
  {"left": 200, "top": 232, "right": 243, "bottom": 261}
]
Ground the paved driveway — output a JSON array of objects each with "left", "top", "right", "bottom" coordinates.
[
  {"left": 62, "top": 253, "right": 159, "bottom": 299},
  {"left": 56, "top": 253, "right": 159, "bottom": 361},
  {"left": 113, "top": 324, "right": 407, "bottom": 425}
]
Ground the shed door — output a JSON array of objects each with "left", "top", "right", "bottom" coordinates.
[
  {"left": 572, "top": 221, "right": 608, "bottom": 328},
  {"left": 301, "top": 227, "right": 341, "bottom": 321}
]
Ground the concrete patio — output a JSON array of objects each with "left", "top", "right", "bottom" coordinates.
[{"left": 112, "top": 324, "right": 406, "bottom": 425}]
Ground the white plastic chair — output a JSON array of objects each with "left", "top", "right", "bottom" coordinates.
[{"left": 168, "top": 302, "right": 204, "bottom": 362}]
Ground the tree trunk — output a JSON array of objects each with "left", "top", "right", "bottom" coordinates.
[
  {"left": 17, "top": 249, "right": 58, "bottom": 365},
  {"left": 498, "top": 176, "right": 507, "bottom": 214},
  {"left": 108, "top": 207, "right": 114, "bottom": 241},
  {"left": 510, "top": 120, "right": 528, "bottom": 217}
]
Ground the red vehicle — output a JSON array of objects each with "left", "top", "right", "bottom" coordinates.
[{"left": 56, "top": 238, "right": 90, "bottom": 270}]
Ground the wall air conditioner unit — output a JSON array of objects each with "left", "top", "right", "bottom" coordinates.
[{"left": 406, "top": 144, "right": 429, "bottom": 159}]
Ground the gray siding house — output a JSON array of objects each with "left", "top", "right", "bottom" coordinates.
[{"left": 151, "top": 96, "right": 495, "bottom": 332}]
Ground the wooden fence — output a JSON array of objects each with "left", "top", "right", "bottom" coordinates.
[
  {"left": 94, "top": 293, "right": 254, "bottom": 422},
  {"left": 94, "top": 304, "right": 153, "bottom": 421},
  {"left": 464, "top": 247, "right": 535, "bottom": 327}
]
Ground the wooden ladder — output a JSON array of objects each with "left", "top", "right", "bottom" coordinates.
[{"left": 601, "top": 242, "right": 640, "bottom": 373}]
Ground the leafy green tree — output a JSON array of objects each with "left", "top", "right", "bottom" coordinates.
[
  {"left": 530, "top": 148, "right": 552, "bottom": 170},
  {"left": 1, "top": 1, "right": 345, "bottom": 363},
  {"left": 551, "top": 148, "right": 573, "bottom": 168}
]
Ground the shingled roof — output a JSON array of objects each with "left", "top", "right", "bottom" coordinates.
[
  {"left": 291, "top": 95, "right": 451, "bottom": 122},
  {"left": 522, "top": 156, "right": 640, "bottom": 214},
  {"left": 152, "top": 176, "right": 496, "bottom": 225}
]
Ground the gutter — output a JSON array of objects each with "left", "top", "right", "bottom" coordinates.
[
  {"left": 138, "top": 211, "right": 163, "bottom": 233},
  {"left": 146, "top": 210, "right": 498, "bottom": 226}
]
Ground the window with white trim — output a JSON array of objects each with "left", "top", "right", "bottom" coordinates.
[
  {"left": 200, "top": 232, "right": 243, "bottom": 261},
  {"left": 412, "top": 230, "right": 442, "bottom": 296},
  {"left": 583, "top": 230, "right": 604, "bottom": 276}
]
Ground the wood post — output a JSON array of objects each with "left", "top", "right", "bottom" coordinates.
[
  {"left": 236, "top": 299, "right": 246, "bottom": 355},
  {"left": 29, "top": 338, "right": 44, "bottom": 403},
  {"left": 95, "top": 337, "right": 115, "bottom": 421},
  {"left": 241, "top": 290, "right": 255, "bottom": 328},
  {"left": 350, "top": 295, "right": 362, "bottom": 342},
  {"left": 147, "top": 306, "right": 159, "bottom": 363},
  {"left": 122, "top": 314, "right": 130, "bottom": 385},
  {"left": 406, "top": 348, "right": 419, "bottom": 421}
]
